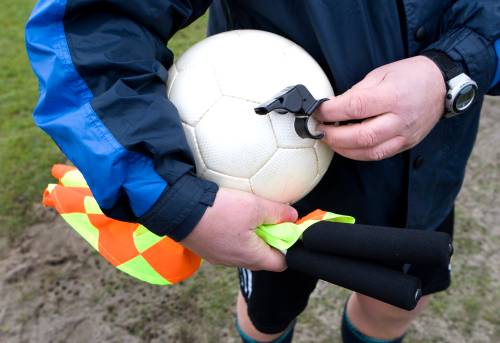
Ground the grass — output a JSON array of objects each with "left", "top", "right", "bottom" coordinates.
[
  {"left": 0, "top": 0, "right": 63, "bottom": 237},
  {"left": 0, "top": 0, "right": 207, "bottom": 238}
]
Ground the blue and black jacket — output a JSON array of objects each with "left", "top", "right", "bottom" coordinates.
[{"left": 26, "top": 1, "right": 500, "bottom": 240}]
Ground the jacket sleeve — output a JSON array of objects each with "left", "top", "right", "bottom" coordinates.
[
  {"left": 490, "top": 39, "right": 500, "bottom": 92},
  {"left": 423, "top": 0, "right": 500, "bottom": 95},
  {"left": 25, "top": 0, "right": 217, "bottom": 241}
]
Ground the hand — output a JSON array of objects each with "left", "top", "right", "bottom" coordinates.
[
  {"left": 315, "top": 56, "right": 446, "bottom": 161},
  {"left": 181, "top": 188, "right": 298, "bottom": 272}
]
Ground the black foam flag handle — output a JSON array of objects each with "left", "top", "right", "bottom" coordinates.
[
  {"left": 302, "top": 221, "right": 452, "bottom": 267},
  {"left": 286, "top": 243, "right": 422, "bottom": 310}
]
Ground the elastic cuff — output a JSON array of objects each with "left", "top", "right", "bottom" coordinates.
[
  {"left": 422, "top": 27, "right": 497, "bottom": 95},
  {"left": 236, "top": 318, "right": 296, "bottom": 343},
  {"left": 138, "top": 173, "right": 218, "bottom": 241},
  {"left": 247, "top": 310, "right": 293, "bottom": 335}
]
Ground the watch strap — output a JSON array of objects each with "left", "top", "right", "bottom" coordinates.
[{"left": 421, "top": 50, "right": 463, "bottom": 81}]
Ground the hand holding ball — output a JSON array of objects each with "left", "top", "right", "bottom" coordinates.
[{"left": 170, "top": 30, "right": 334, "bottom": 271}]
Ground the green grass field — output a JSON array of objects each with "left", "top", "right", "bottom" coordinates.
[{"left": 0, "top": 0, "right": 207, "bottom": 238}]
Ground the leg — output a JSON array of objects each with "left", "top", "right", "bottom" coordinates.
[
  {"left": 236, "top": 267, "right": 318, "bottom": 342},
  {"left": 342, "top": 207, "right": 455, "bottom": 342},
  {"left": 237, "top": 292, "right": 286, "bottom": 342},
  {"left": 345, "top": 293, "right": 430, "bottom": 340}
]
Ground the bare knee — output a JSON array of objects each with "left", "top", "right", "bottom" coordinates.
[
  {"left": 354, "top": 293, "right": 430, "bottom": 323},
  {"left": 346, "top": 293, "right": 430, "bottom": 339}
]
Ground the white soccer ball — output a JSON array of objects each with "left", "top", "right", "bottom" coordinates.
[{"left": 167, "top": 30, "right": 334, "bottom": 204}]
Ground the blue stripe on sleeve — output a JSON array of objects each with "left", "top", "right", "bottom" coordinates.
[
  {"left": 25, "top": 0, "right": 167, "bottom": 217},
  {"left": 490, "top": 39, "right": 500, "bottom": 89}
]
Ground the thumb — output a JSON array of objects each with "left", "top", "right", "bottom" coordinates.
[
  {"left": 315, "top": 84, "right": 395, "bottom": 122},
  {"left": 249, "top": 239, "right": 288, "bottom": 272},
  {"left": 258, "top": 199, "right": 299, "bottom": 225}
]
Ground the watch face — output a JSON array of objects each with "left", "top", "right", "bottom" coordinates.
[{"left": 454, "top": 84, "right": 476, "bottom": 112}]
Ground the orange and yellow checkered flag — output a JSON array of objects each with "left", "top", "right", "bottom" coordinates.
[{"left": 43, "top": 164, "right": 202, "bottom": 285}]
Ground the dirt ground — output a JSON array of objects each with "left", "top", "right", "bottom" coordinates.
[{"left": 0, "top": 97, "right": 499, "bottom": 343}]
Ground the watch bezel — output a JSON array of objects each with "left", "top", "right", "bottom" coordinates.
[{"left": 444, "top": 73, "right": 478, "bottom": 118}]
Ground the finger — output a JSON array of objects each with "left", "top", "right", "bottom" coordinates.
[
  {"left": 319, "top": 113, "right": 403, "bottom": 149},
  {"left": 258, "top": 200, "right": 298, "bottom": 225},
  {"left": 315, "top": 85, "right": 397, "bottom": 122},
  {"left": 249, "top": 242, "right": 287, "bottom": 272},
  {"left": 334, "top": 135, "right": 407, "bottom": 161}
]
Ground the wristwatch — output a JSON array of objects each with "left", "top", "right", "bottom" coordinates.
[{"left": 421, "top": 50, "right": 478, "bottom": 118}]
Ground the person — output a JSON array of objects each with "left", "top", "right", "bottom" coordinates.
[{"left": 26, "top": 1, "right": 499, "bottom": 342}]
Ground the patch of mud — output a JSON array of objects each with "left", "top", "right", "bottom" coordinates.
[
  {"left": 0, "top": 97, "right": 498, "bottom": 342},
  {"left": 0, "top": 218, "right": 239, "bottom": 343}
]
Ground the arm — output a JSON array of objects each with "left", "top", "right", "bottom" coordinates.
[
  {"left": 423, "top": 0, "right": 500, "bottom": 95},
  {"left": 314, "top": 0, "right": 500, "bottom": 160},
  {"left": 26, "top": 0, "right": 296, "bottom": 271},
  {"left": 26, "top": 0, "right": 215, "bottom": 241}
]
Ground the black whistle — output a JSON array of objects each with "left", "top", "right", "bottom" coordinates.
[{"left": 254, "top": 84, "right": 327, "bottom": 139}]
